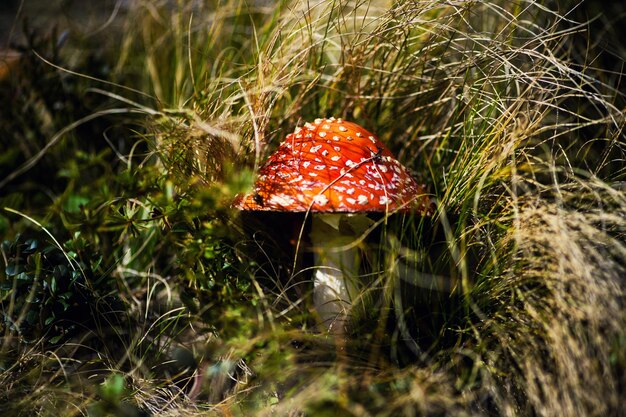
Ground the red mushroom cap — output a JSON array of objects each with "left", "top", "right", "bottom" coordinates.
[{"left": 235, "top": 118, "right": 432, "bottom": 214}]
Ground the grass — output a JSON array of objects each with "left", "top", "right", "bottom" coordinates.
[{"left": 1, "top": 0, "right": 625, "bottom": 416}]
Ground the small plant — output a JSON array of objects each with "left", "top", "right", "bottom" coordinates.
[
  {"left": 1, "top": 232, "right": 122, "bottom": 345},
  {"left": 88, "top": 374, "right": 146, "bottom": 417}
]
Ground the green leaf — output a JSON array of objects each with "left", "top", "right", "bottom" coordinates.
[
  {"left": 5, "top": 264, "right": 24, "bottom": 277},
  {"left": 71, "top": 270, "right": 81, "bottom": 284},
  {"left": 16, "top": 272, "right": 32, "bottom": 281},
  {"left": 25, "top": 310, "right": 38, "bottom": 325},
  {"left": 53, "top": 265, "right": 68, "bottom": 280},
  {"left": 64, "top": 195, "right": 90, "bottom": 213},
  {"left": 24, "top": 239, "right": 39, "bottom": 253},
  {"left": 91, "top": 255, "right": 103, "bottom": 271},
  {"left": 101, "top": 374, "right": 126, "bottom": 401}
]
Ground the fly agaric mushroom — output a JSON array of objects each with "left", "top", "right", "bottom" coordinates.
[{"left": 236, "top": 118, "right": 432, "bottom": 334}]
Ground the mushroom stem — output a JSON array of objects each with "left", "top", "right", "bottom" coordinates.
[{"left": 309, "top": 214, "right": 369, "bottom": 335}]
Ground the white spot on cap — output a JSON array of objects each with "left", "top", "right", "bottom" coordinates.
[
  {"left": 379, "top": 196, "right": 391, "bottom": 205},
  {"left": 310, "top": 145, "right": 322, "bottom": 153},
  {"left": 323, "top": 124, "right": 330, "bottom": 129},
  {"left": 368, "top": 136, "right": 376, "bottom": 143},
  {"left": 314, "top": 165, "right": 325, "bottom": 170},
  {"left": 319, "top": 131, "right": 327, "bottom": 138},
  {"left": 379, "top": 165, "right": 388, "bottom": 173},
  {"left": 322, "top": 149, "right": 329, "bottom": 156},
  {"left": 333, "top": 146, "right": 341, "bottom": 151},
  {"left": 338, "top": 126, "right": 348, "bottom": 132},
  {"left": 269, "top": 194, "right": 295, "bottom": 206},
  {"left": 305, "top": 122, "right": 314, "bottom": 130},
  {"left": 313, "top": 194, "right": 328, "bottom": 206},
  {"left": 356, "top": 132, "right": 362, "bottom": 137},
  {"left": 346, "top": 197, "right": 356, "bottom": 205},
  {"left": 314, "top": 118, "right": 322, "bottom": 124},
  {"left": 331, "top": 155, "right": 340, "bottom": 161},
  {"left": 303, "top": 161, "right": 311, "bottom": 168},
  {"left": 332, "top": 136, "right": 340, "bottom": 141},
  {"left": 346, "top": 188, "right": 355, "bottom": 195},
  {"left": 345, "top": 160, "right": 356, "bottom": 168},
  {"left": 357, "top": 195, "right": 369, "bottom": 205}
]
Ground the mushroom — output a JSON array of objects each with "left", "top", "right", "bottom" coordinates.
[{"left": 235, "top": 118, "right": 432, "bottom": 335}]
